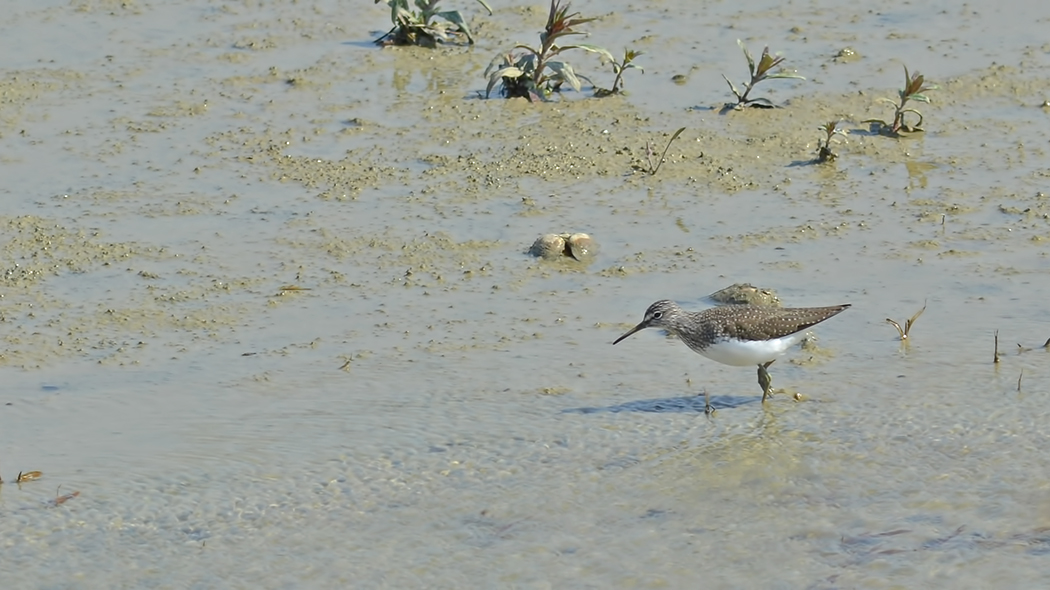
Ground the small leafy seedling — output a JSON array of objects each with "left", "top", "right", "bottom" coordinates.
[
  {"left": 722, "top": 40, "right": 804, "bottom": 110},
  {"left": 374, "top": 0, "right": 492, "bottom": 47},
  {"left": 864, "top": 66, "right": 937, "bottom": 136},
  {"left": 594, "top": 49, "right": 644, "bottom": 97},
  {"left": 816, "top": 121, "right": 847, "bottom": 162},
  {"left": 887, "top": 300, "right": 926, "bottom": 340},
  {"left": 485, "top": 0, "right": 612, "bottom": 101},
  {"left": 643, "top": 127, "right": 686, "bottom": 176}
]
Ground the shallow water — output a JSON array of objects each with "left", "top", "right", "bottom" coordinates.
[{"left": 3, "top": 0, "right": 1050, "bottom": 587}]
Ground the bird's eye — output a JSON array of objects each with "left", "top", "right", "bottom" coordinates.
[{"left": 652, "top": 311, "right": 663, "bottom": 320}]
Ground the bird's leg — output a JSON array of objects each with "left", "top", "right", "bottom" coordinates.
[{"left": 758, "top": 360, "right": 776, "bottom": 402}]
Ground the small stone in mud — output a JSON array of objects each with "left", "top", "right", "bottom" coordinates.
[
  {"left": 833, "top": 47, "right": 861, "bottom": 63},
  {"left": 530, "top": 234, "right": 566, "bottom": 259},
  {"left": 671, "top": 74, "right": 689, "bottom": 85},
  {"left": 708, "top": 283, "right": 781, "bottom": 307},
  {"left": 567, "top": 233, "right": 597, "bottom": 261},
  {"left": 529, "top": 233, "right": 599, "bottom": 261}
]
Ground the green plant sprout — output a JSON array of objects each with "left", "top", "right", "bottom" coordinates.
[
  {"left": 816, "top": 121, "right": 848, "bottom": 162},
  {"left": 594, "top": 49, "right": 644, "bottom": 97},
  {"left": 722, "top": 40, "right": 804, "bottom": 109},
  {"left": 485, "top": 0, "right": 612, "bottom": 101},
  {"left": 374, "top": 0, "right": 492, "bottom": 47},
  {"left": 864, "top": 66, "right": 937, "bottom": 136}
]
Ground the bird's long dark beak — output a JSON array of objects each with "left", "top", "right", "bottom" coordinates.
[{"left": 613, "top": 320, "right": 649, "bottom": 345}]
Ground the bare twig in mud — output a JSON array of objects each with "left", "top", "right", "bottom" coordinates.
[
  {"left": 1016, "top": 337, "right": 1050, "bottom": 354},
  {"left": 1017, "top": 369, "right": 1023, "bottom": 392},
  {"left": 646, "top": 127, "right": 686, "bottom": 176},
  {"left": 994, "top": 330, "right": 1000, "bottom": 363},
  {"left": 887, "top": 300, "right": 927, "bottom": 340}
]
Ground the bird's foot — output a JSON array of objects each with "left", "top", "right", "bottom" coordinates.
[
  {"left": 702, "top": 390, "right": 715, "bottom": 415},
  {"left": 757, "top": 361, "right": 775, "bottom": 402}
]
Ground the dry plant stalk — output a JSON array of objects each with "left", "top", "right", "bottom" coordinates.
[
  {"left": 52, "top": 485, "right": 80, "bottom": 507},
  {"left": 887, "top": 300, "right": 927, "bottom": 340},
  {"left": 1016, "top": 337, "right": 1050, "bottom": 354},
  {"left": 646, "top": 127, "right": 686, "bottom": 176}
]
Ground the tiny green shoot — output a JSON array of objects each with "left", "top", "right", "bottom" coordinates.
[
  {"left": 594, "top": 49, "right": 644, "bottom": 97},
  {"left": 863, "top": 66, "right": 937, "bottom": 136},
  {"left": 722, "top": 40, "right": 805, "bottom": 110}
]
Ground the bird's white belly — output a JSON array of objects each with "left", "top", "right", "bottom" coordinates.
[{"left": 696, "top": 333, "right": 806, "bottom": 366}]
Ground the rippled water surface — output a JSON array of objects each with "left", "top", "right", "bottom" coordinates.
[{"left": 3, "top": 0, "right": 1050, "bottom": 587}]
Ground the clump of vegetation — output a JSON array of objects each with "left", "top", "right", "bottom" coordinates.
[
  {"left": 816, "top": 121, "right": 847, "bottom": 162},
  {"left": 721, "top": 40, "right": 804, "bottom": 110},
  {"left": 864, "top": 66, "right": 937, "bottom": 136},
  {"left": 485, "top": 0, "right": 612, "bottom": 101},
  {"left": 374, "top": 0, "right": 492, "bottom": 47},
  {"left": 594, "top": 49, "right": 644, "bottom": 97}
]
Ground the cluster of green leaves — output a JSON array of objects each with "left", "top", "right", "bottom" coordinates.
[
  {"left": 864, "top": 66, "right": 938, "bottom": 136},
  {"left": 484, "top": 0, "right": 613, "bottom": 101},
  {"left": 369, "top": 2, "right": 941, "bottom": 151},
  {"left": 816, "top": 121, "right": 848, "bottom": 163},
  {"left": 374, "top": 0, "right": 492, "bottom": 47},
  {"left": 722, "top": 40, "right": 805, "bottom": 109}
]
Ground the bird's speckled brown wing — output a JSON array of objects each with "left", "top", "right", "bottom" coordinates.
[{"left": 698, "top": 304, "right": 851, "bottom": 342}]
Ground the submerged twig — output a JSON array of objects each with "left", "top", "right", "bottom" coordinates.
[
  {"left": 1016, "top": 337, "right": 1050, "bottom": 354},
  {"left": 887, "top": 300, "right": 927, "bottom": 340},
  {"left": 994, "top": 330, "right": 1000, "bottom": 363},
  {"left": 1017, "top": 369, "right": 1023, "bottom": 392},
  {"left": 52, "top": 485, "right": 80, "bottom": 507}
]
